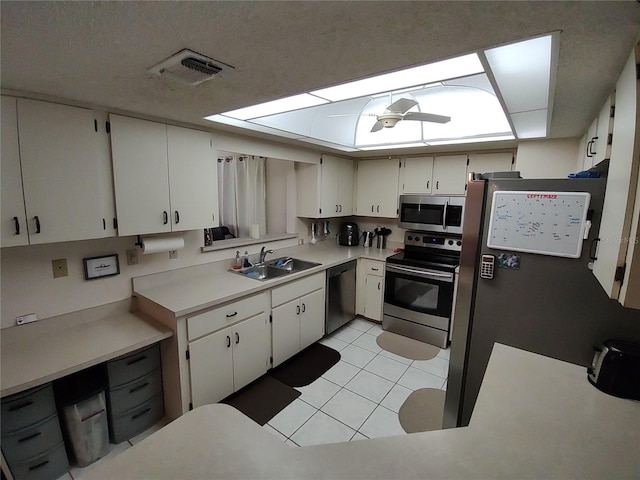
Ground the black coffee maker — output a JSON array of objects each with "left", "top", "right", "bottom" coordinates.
[{"left": 338, "top": 222, "right": 359, "bottom": 246}]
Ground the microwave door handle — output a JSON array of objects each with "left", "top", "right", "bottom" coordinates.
[
  {"left": 442, "top": 201, "right": 448, "bottom": 229},
  {"left": 387, "top": 264, "right": 453, "bottom": 281}
]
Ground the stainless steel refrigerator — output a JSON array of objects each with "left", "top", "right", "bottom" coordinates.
[{"left": 444, "top": 175, "right": 640, "bottom": 428}]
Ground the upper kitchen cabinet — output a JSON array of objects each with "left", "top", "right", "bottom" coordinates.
[
  {"left": 355, "top": 158, "right": 400, "bottom": 217},
  {"left": 1, "top": 96, "right": 28, "bottom": 247},
  {"left": 399, "top": 157, "right": 434, "bottom": 194},
  {"left": 592, "top": 46, "right": 640, "bottom": 308},
  {"left": 432, "top": 155, "right": 468, "bottom": 195},
  {"left": 296, "top": 155, "right": 354, "bottom": 218},
  {"left": 579, "top": 95, "right": 615, "bottom": 171},
  {"left": 467, "top": 152, "right": 514, "bottom": 176},
  {"left": 110, "top": 115, "right": 218, "bottom": 236},
  {"left": 1, "top": 98, "right": 116, "bottom": 246}
]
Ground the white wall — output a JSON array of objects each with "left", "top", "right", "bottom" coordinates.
[{"left": 515, "top": 137, "right": 581, "bottom": 178}]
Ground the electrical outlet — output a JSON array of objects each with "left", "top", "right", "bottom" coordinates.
[
  {"left": 126, "top": 249, "right": 139, "bottom": 266},
  {"left": 169, "top": 250, "right": 178, "bottom": 259},
  {"left": 16, "top": 313, "right": 38, "bottom": 326},
  {"left": 52, "top": 258, "right": 68, "bottom": 278}
]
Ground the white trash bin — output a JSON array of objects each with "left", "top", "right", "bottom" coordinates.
[{"left": 62, "top": 390, "right": 110, "bottom": 467}]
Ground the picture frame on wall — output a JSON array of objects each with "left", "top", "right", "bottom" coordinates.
[{"left": 83, "top": 254, "right": 120, "bottom": 280}]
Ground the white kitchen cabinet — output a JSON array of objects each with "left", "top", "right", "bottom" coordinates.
[
  {"left": 110, "top": 116, "right": 218, "bottom": 236},
  {"left": 356, "top": 259, "right": 385, "bottom": 321},
  {"left": 467, "top": 152, "right": 514, "bottom": 176},
  {"left": 187, "top": 292, "right": 271, "bottom": 407},
  {"left": 1, "top": 96, "right": 29, "bottom": 247},
  {"left": 271, "top": 273, "right": 325, "bottom": 366},
  {"left": 592, "top": 47, "right": 640, "bottom": 308},
  {"left": 296, "top": 155, "right": 354, "bottom": 218},
  {"left": 399, "top": 157, "right": 434, "bottom": 194},
  {"left": 432, "top": 155, "right": 468, "bottom": 195},
  {"left": 5, "top": 98, "right": 116, "bottom": 245},
  {"left": 355, "top": 158, "right": 400, "bottom": 217}
]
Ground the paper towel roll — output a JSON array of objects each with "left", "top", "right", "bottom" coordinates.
[
  {"left": 250, "top": 224, "right": 260, "bottom": 239},
  {"left": 141, "top": 235, "right": 185, "bottom": 254}
]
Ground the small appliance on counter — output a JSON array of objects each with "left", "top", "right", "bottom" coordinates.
[
  {"left": 362, "top": 231, "right": 375, "bottom": 248},
  {"left": 374, "top": 227, "right": 392, "bottom": 249},
  {"left": 588, "top": 340, "right": 640, "bottom": 400},
  {"left": 338, "top": 222, "right": 359, "bottom": 246}
]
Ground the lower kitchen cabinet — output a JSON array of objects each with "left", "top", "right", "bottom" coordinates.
[
  {"left": 187, "top": 292, "right": 271, "bottom": 408},
  {"left": 272, "top": 273, "right": 326, "bottom": 367},
  {"left": 357, "top": 259, "right": 385, "bottom": 321}
]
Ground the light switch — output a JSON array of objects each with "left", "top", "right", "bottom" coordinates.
[{"left": 52, "top": 258, "right": 68, "bottom": 278}]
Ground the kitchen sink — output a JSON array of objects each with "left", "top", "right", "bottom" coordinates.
[
  {"left": 267, "top": 257, "right": 321, "bottom": 272},
  {"left": 232, "top": 264, "right": 291, "bottom": 281}
]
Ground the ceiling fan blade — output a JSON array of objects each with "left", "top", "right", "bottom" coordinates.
[
  {"left": 385, "top": 98, "right": 418, "bottom": 114},
  {"left": 326, "top": 113, "right": 362, "bottom": 117},
  {"left": 370, "top": 121, "right": 384, "bottom": 132},
  {"left": 403, "top": 112, "right": 451, "bottom": 124}
]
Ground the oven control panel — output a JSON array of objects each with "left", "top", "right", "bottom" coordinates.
[{"left": 404, "top": 231, "right": 462, "bottom": 252}]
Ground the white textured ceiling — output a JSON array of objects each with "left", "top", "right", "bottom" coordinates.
[{"left": 1, "top": 1, "right": 639, "bottom": 157}]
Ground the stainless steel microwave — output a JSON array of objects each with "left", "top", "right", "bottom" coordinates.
[{"left": 398, "top": 195, "right": 465, "bottom": 234}]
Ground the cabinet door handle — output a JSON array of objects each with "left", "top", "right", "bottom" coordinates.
[
  {"left": 226, "top": 312, "right": 238, "bottom": 318},
  {"left": 378, "top": 282, "right": 381, "bottom": 291},
  {"left": 427, "top": 180, "right": 430, "bottom": 190},
  {"left": 371, "top": 267, "right": 379, "bottom": 271},
  {"left": 235, "top": 332, "right": 240, "bottom": 344},
  {"left": 13, "top": 216, "right": 20, "bottom": 235},
  {"left": 589, "top": 137, "right": 598, "bottom": 156},
  {"left": 163, "top": 211, "right": 168, "bottom": 225},
  {"left": 586, "top": 140, "right": 593, "bottom": 158},
  {"left": 371, "top": 204, "right": 374, "bottom": 212},
  {"left": 18, "top": 431, "right": 42, "bottom": 443},
  {"left": 226, "top": 335, "right": 231, "bottom": 348},
  {"left": 377, "top": 205, "right": 380, "bottom": 213},
  {"left": 339, "top": 204, "right": 342, "bottom": 213},
  {"left": 336, "top": 205, "right": 339, "bottom": 213},
  {"left": 103, "top": 218, "right": 106, "bottom": 230},
  {"left": 175, "top": 211, "right": 180, "bottom": 224},
  {"left": 302, "top": 303, "right": 306, "bottom": 313},
  {"left": 296, "top": 305, "right": 301, "bottom": 315},
  {"left": 34, "top": 216, "right": 41, "bottom": 233},
  {"left": 131, "top": 407, "right": 151, "bottom": 420},
  {"left": 126, "top": 355, "right": 147, "bottom": 366},
  {"left": 436, "top": 181, "right": 439, "bottom": 190}
]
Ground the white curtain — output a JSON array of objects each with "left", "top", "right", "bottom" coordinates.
[{"left": 217, "top": 154, "right": 266, "bottom": 238}]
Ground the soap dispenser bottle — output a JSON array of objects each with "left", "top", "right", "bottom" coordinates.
[
  {"left": 243, "top": 250, "right": 251, "bottom": 268},
  {"left": 233, "top": 251, "right": 242, "bottom": 270}
]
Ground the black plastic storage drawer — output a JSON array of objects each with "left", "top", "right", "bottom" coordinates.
[
  {"left": 1, "top": 383, "right": 57, "bottom": 433},
  {"left": 8, "top": 442, "right": 69, "bottom": 480},
  {"left": 109, "top": 394, "right": 164, "bottom": 444},
  {"left": 106, "top": 368, "right": 162, "bottom": 417},
  {"left": 1, "top": 413, "right": 64, "bottom": 464},
  {"left": 106, "top": 344, "right": 160, "bottom": 388}
]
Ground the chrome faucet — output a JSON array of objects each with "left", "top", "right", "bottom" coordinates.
[{"left": 259, "top": 246, "right": 274, "bottom": 263}]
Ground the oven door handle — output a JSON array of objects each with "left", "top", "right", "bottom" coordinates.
[{"left": 386, "top": 264, "right": 453, "bottom": 282}]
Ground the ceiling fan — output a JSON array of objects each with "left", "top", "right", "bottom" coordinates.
[{"left": 330, "top": 97, "right": 451, "bottom": 132}]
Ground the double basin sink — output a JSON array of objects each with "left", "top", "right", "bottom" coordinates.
[{"left": 232, "top": 257, "right": 321, "bottom": 281}]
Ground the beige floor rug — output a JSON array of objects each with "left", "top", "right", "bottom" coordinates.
[
  {"left": 398, "top": 388, "right": 446, "bottom": 433},
  {"left": 376, "top": 331, "right": 440, "bottom": 361}
]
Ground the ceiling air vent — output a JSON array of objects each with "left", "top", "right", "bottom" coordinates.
[{"left": 148, "top": 49, "right": 233, "bottom": 86}]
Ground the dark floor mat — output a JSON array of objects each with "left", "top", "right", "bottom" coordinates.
[
  {"left": 270, "top": 343, "right": 340, "bottom": 387},
  {"left": 221, "top": 375, "right": 300, "bottom": 426}
]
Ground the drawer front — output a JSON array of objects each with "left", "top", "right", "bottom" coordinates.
[
  {"left": 1, "top": 383, "right": 56, "bottom": 433},
  {"left": 272, "top": 272, "right": 325, "bottom": 307},
  {"left": 187, "top": 291, "right": 269, "bottom": 341},
  {"left": 109, "top": 394, "right": 164, "bottom": 444},
  {"left": 363, "top": 260, "right": 384, "bottom": 277},
  {"left": 107, "top": 369, "right": 163, "bottom": 417},
  {"left": 107, "top": 344, "right": 161, "bottom": 389},
  {"left": 8, "top": 441, "right": 69, "bottom": 480},
  {"left": 1, "top": 414, "right": 63, "bottom": 464}
]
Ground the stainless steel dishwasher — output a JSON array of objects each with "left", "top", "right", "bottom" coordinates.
[{"left": 325, "top": 260, "right": 357, "bottom": 334}]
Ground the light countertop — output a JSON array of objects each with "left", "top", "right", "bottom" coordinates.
[
  {"left": 133, "top": 240, "right": 402, "bottom": 318},
  {"left": 84, "top": 343, "right": 640, "bottom": 479},
  {"left": 0, "top": 303, "right": 173, "bottom": 397}
]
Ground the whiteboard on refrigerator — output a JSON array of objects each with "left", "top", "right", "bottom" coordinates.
[{"left": 487, "top": 191, "right": 591, "bottom": 258}]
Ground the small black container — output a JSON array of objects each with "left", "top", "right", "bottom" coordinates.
[
  {"left": 588, "top": 339, "right": 640, "bottom": 400},
  {"left": 338, "top": 222, "right": 359, "bottom": 246}
]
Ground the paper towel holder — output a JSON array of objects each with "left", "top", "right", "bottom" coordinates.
[{"left": 135, "top": 235, "right": 143, "bottom": 248}]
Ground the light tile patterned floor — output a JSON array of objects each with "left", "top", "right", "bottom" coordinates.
[
  {"left": 264, "top": 318, "right": 449, "bottom": 446},
  {"left": 59, "top": 318, "right": 448, "bottom": 478}
]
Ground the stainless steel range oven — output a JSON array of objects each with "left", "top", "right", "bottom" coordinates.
[{"left": 383, "top": 231, "right": 461, "bottom": 348}]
